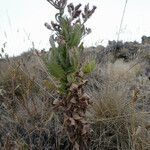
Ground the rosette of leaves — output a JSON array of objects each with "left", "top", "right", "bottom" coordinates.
[{"left": 45, "top": 0, "right": 96, "bottom": 149}]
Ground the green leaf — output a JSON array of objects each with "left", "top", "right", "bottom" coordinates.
[
  {"left": 61, "top": 17, "right": 70, "bottom": 42},
  {"left": 69, "top": 24, "right": 83, "bottom": 47},
  {"left": 82, "top": 60, "right": 96, "bottom": 74},
  {"left": 59, "top": 78, "right": 69, "bottom": 94},
  {"left": 67, "top": 73, "right": 76, "bottom": 84},
  {"left": 68, "top": 47, "right": 80, "bottom": 72},
  {"left": 48, "top": 62, "right": 65, "bottom": 79}
]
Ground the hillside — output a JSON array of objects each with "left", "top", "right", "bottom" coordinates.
[{"left": 0, "top": 36, "right": 150, "bottom": 149}]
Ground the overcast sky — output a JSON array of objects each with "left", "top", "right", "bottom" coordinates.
[{"left": 0, "top": 0, "right": 150, "bottom": 56}]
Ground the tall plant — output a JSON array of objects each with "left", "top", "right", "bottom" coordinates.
[{"left": 45, "top": 0, "right": 96, "bottom": 149}]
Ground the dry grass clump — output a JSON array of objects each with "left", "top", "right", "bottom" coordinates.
[
  {"left": 106, "top": 59, "right": 140, "bottom": 80},
  {"left": 89, "top": 87, "right": 150, "bottom": 150},
  {"left": 87, "top": 59, "right": 150, "bottom": 150},
  {"left": 0, "top": 61, "right": 72, "bottom": 149}
]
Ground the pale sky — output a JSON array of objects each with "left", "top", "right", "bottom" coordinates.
[{"left": 0, "top": 0, "right": 150, "bottom": 56}]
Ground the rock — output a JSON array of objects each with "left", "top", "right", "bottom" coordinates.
[{"left": 142, "top": 35, "right": 150, "bottom": 45}]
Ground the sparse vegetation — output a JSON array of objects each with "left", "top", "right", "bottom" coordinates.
[{"left": 0, "top": 0, "right": 150, "bottom": 150}]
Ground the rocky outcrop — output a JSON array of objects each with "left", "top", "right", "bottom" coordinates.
[
  {"left": 83, "top": 36, "right": 150, "bottom": 80},
  {"left": 142, "top": 36, "right": 150, "bottom": 45}
]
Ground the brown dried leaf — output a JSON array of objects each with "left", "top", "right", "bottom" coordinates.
[
  {"left": 80, "top": 118, "right": 87, "bottom": 124},
  {"left": 70, "top": 97, "right": 77, "bottom": 104},
  {"left": 78, "top": 110, "right": 85, "bottom": 117},
  {"left": 73, "top": 113, "right": 82, "bottom": 120},
  {"left": 69, "top": 117, "right": 76, "bottom": 126},
  {"left": 64, "top": 114, "right": 70, "bottom": 124},
  {"left": 82, "top": 124, "right": 90, "bottom": 135},
  {"left": 66, "top": 103, "right": 72, "bottom": 111},
  {"left": 73, "top": 142, "right": 79, "bottom": 150},
  {"left": 80, "top": 93, "right": 90, "bottom": 101},
  {"left": 53, "top": 99, "right": 60, "bottom": 105},
  {"left": 78, "top": 80, "right": 88, "bottom": 88},
  {"left": 70, "top": 83, "right": 78, "bottom": 92}
]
